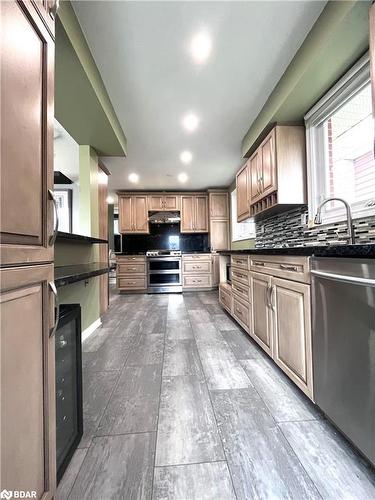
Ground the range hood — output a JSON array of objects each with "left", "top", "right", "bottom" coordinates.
[{"left": 148, "top": 211, "right": 181, "bottom": 224}]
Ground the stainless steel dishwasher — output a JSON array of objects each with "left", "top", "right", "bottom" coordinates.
[{"left": 311, "top": 257, "right": 375, "bottom": 467}]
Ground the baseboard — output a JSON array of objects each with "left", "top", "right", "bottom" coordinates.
[{"left": 82, "top": 318, "right": 102, "bottom": 342}]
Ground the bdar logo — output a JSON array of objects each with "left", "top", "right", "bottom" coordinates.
[{"left": 0, "top": 490, "right": 12, "bottom": 500}]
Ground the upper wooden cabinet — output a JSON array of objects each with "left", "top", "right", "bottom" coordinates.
[
  {"left": 209, "top": 192, "right": 229, "bottom": 219},
  {"left": 118, "top": 195, "right": 149, "bottom": 234},
  {"left": 209, "top": 191, "right": 230, "bottom": 251},
  {"left": 248, "top": 125, "right": 306, "bottom": 218},
  {"left": 148, "top": 194, "right": 180, "bottom": 211},
  {"left": 237, "top": 125, "right": 306, "bottom": 220},
  {"left": 236, "top": 161, "right": 250, "bottom": 222},
  {"left": 181, "top": 195, "right": 208, "bottom": 233},
  {"left": 1, "top": 0, "right": 55, "bottom": 266}
]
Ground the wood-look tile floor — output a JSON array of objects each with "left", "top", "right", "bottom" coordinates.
[{"left": 57, "top": 290, "right": 375, "bottom": 500}]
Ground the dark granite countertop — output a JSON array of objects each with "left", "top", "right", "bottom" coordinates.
[
  {"left": 219, "top": 244, "right": 375, "bottom": 258},
  {"left": 54, "top": 262, "right": 110, "bottom": 287},
  {"left": 115, "top": 251, "right": 211, "bottom": 255},
  {"left": 56, "top": 231, "right": 108, "bottom": 244}
]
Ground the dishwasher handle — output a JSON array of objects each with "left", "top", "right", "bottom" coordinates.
[{"left": 311, "top": 269, "right": 375, "bottom": 288}]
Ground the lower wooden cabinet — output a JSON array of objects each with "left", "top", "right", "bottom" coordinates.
[
  {"left": 219, "top": 255, "right": 313, "bottom": 400},
  {"left": 182, "top": 253, "right": 212, "bottom": 290},
  {"left": 250, "top": 271, "right": 273, "bottom": 356},
  {"left": 0, "top": 264, "right": 56, "bottom": 497},
  {"left": 272, "top": 277, "right": 313, "bottom": 398},
  {"left": 116, "top": 255, "right": 147, "bottom": 291}
]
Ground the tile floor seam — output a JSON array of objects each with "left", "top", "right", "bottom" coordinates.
[
  {"left": 154, "top": 459, "right": 229, "bottom": 469},
  {"left": 277, "top": 422, "right": 325, "bottom": 500},
  {"left": 187, "top": 293, "right": 239, "bottom": 500},
  {"left": 151, "top": 301, "right": 168, "bottom": 500}
]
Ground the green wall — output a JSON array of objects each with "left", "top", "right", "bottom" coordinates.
[{"left": 55, "top": 3, "right": 127, "bottom": 156}]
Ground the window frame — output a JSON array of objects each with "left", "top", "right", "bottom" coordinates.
[
  {"left": 230, "top": 189, "right": 255, "bottom": 241},
  {"left": 305, "top": 52, "right": 374, "bottom": 224}
]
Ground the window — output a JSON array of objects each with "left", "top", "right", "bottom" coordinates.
[
  {"left": 231, "top": 189, "right": 255, "bottom": 241},
  {"left": 305, "top": 54, "right": 375, "bottom": 223}
]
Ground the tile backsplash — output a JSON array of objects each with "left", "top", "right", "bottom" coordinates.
[{"left": 255, "top": 206, "right": 375, "bottom": 248}]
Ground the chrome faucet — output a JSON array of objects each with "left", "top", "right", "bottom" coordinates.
[{"left": 314, "top": 197, "right": 355, "bottom": 245}]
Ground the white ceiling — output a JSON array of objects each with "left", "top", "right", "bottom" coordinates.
[{"left": 72, "top": 1, "right": 326, "bottom": 196}]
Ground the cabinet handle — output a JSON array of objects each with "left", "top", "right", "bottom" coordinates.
[
  {"left": 270, "top": 285, "right": 275, "bottom": 311},
  {"left": 254, "top": 262, "right": 265, "bottom": 267},
  {"left": 266, "top": 284, "right": 271, "bottom": 308},
  {"left": 48, "top": 189, "right": 59, "bottom": 246},
  {"left": 49, "top": 281, "right": 59, "bottom": 337},
  {"left": 280, "top": 264, "right": 299, "bottom": 272}
]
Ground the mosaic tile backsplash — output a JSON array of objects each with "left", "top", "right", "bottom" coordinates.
[{"left": 255, "top": 206, "right": 375, "bottom": 248}]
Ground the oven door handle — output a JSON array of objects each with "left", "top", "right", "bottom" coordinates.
[{"left": 311, "top": 270, "right": 375, "bottom": 287}]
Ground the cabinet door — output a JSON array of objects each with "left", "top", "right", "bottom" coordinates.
[
  {"left": 236, "top": 162, "right": 250, "bottom": 221},
  {"left": 195, "top": 195, "right": 208, "bottom": 232},
  {"left": 249, "top": 150, "right": 262, "bottom": 204},
  {"left": 164, "top": 195, "right": 179, "bottom": 211},
  {"left": 148, "top": 195, "right": 164, "bottom": 211},
  {"left": 250, "top": 271, "right": 272, "bottom": 355},
  {"left": 181, "top": 196, "right": 195, "bottom": 233},
  {"left": 1, "top": 1, "right": 54, "bottom": 266},
  {"left": 370, "top": 3, "right": 375, "bottom": 118},
  {"left": 118, "top": 196, "right": 132, "bottom": 233},
  {"left": 260, "top": 129, "right": 277, "bottom": 197},
  {"left": 0, "top": 264, "right": 56, "bottom": 498},
  {"left": 272, "top": 277, "right": 313, "bottom": 398},
  {"left": 209, "top": 192, "right": 229, "bottom": 219},
  {"left": 210, "top": 220, "right": 229, "bottom": 251},
  {"left": 133, "top": 196, "right": 149, "bottom": 233},
  {"left": 33, "top": 0, "right": 56, "bottom": 35}
]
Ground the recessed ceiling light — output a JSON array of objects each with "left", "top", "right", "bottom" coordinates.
[
  {"left": 106, "top": 195, "right": 114, "bottom": 204},
  {"left": 128, "top": 173, "right": 139, "bottom": 183},
  {"left": 191, "top": 32, "right": 212, "bottom": 64},
  {"left": 180, "top": 151, "right": 193, "bottom": 164},
  {"left": 182, "top": 113, "right": 199, "bottom": 132},
  {"left": 178, "top": 172, "right": 188, "bottom": 183}
]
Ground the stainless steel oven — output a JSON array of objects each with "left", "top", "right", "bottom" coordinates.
[{"left": 147, "top": 251, "right": 182, "bottom": 293}]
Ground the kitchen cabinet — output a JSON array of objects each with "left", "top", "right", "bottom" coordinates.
[
  {"left": 116, "top": 255, "right": 147, "bottom": 291},
  {"left": 182, "top": 253, "right": 212, "bottom": 289},
  {"left": 180, "top": 195, "right": 208, "bottom": 233},
  {"left": 209, "top": 191, "right": 230, "bottom": 251},
  {"left": 250, "top": 272, "right": 273, "bottom": 355},
  {"left": 118, "top": 195, "right": 149, "bottom": 234},
  {"left": 271, "top": 277, "right": 313, "bottom": 397},
  {"left": 148, "top": 194, "right": 179, "bottom": 211},
  {"left": 242, "top": 125, "right": 306, "bottom": 219},
  {"left": 210, "top": 220, "right": 230, "bottom": 251},
  {"left": 1, "top": 0, "right": 55, "bottom": 267},
  {"left": 236, "top": 161, "right": 250, "bottom": 222},
  {"left": 370, "top": 3, "right": 375, "bottom": 118},
  {"left": 209, "top": 192, "right": 229, "bottom": 219},
  {"left": 0, "top": 2, "right": 57, "bottom": 496},
  {"left": 220, "top": 254, "right": 313, "bottom": 399},
  {"left": 1, "top": 263, "right": 56, "bottom": 498}
]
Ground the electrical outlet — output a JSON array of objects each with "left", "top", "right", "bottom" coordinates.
[
  {"left": 260, "top": 224, "right": 265, "bottom": 234},
  {"left": 300, "top": 213, "right": 308, "bottom": 226}
]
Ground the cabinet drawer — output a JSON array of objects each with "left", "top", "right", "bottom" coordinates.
[
  {"left": 233, "top": 297, "right": 250, "bottom": 332},
  {"left": 250, "top": 255, "right": 310, "bottom": 283},
  {"left": 183, "top": 254, "right": 212, "bottom": 261},
  {"left": 117, "top": 255, "right": 145, "bottom": 263},
  {"left": 231, "top": 268, "right": 249, "bottom": 286},
  {"left": 219, "top": 286, "right": 232, "bottom": 313},
  {"left": 232, "top": 280, "right": 250, "bottom": 304},
  {"left": 117, "top": 276, "right": 147, "bottom": 289},
  {"left": 183, "top": 261, "right": 211, "bottom": 274},
  {"left": 183, "top": 274, "right": 212, "bottom": 288},
  {"left": 231, "top": 255, "right": 249, "bottom": 270},
  {"left": 117, "top": 263, "right": 146, "bottom": 275}
]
